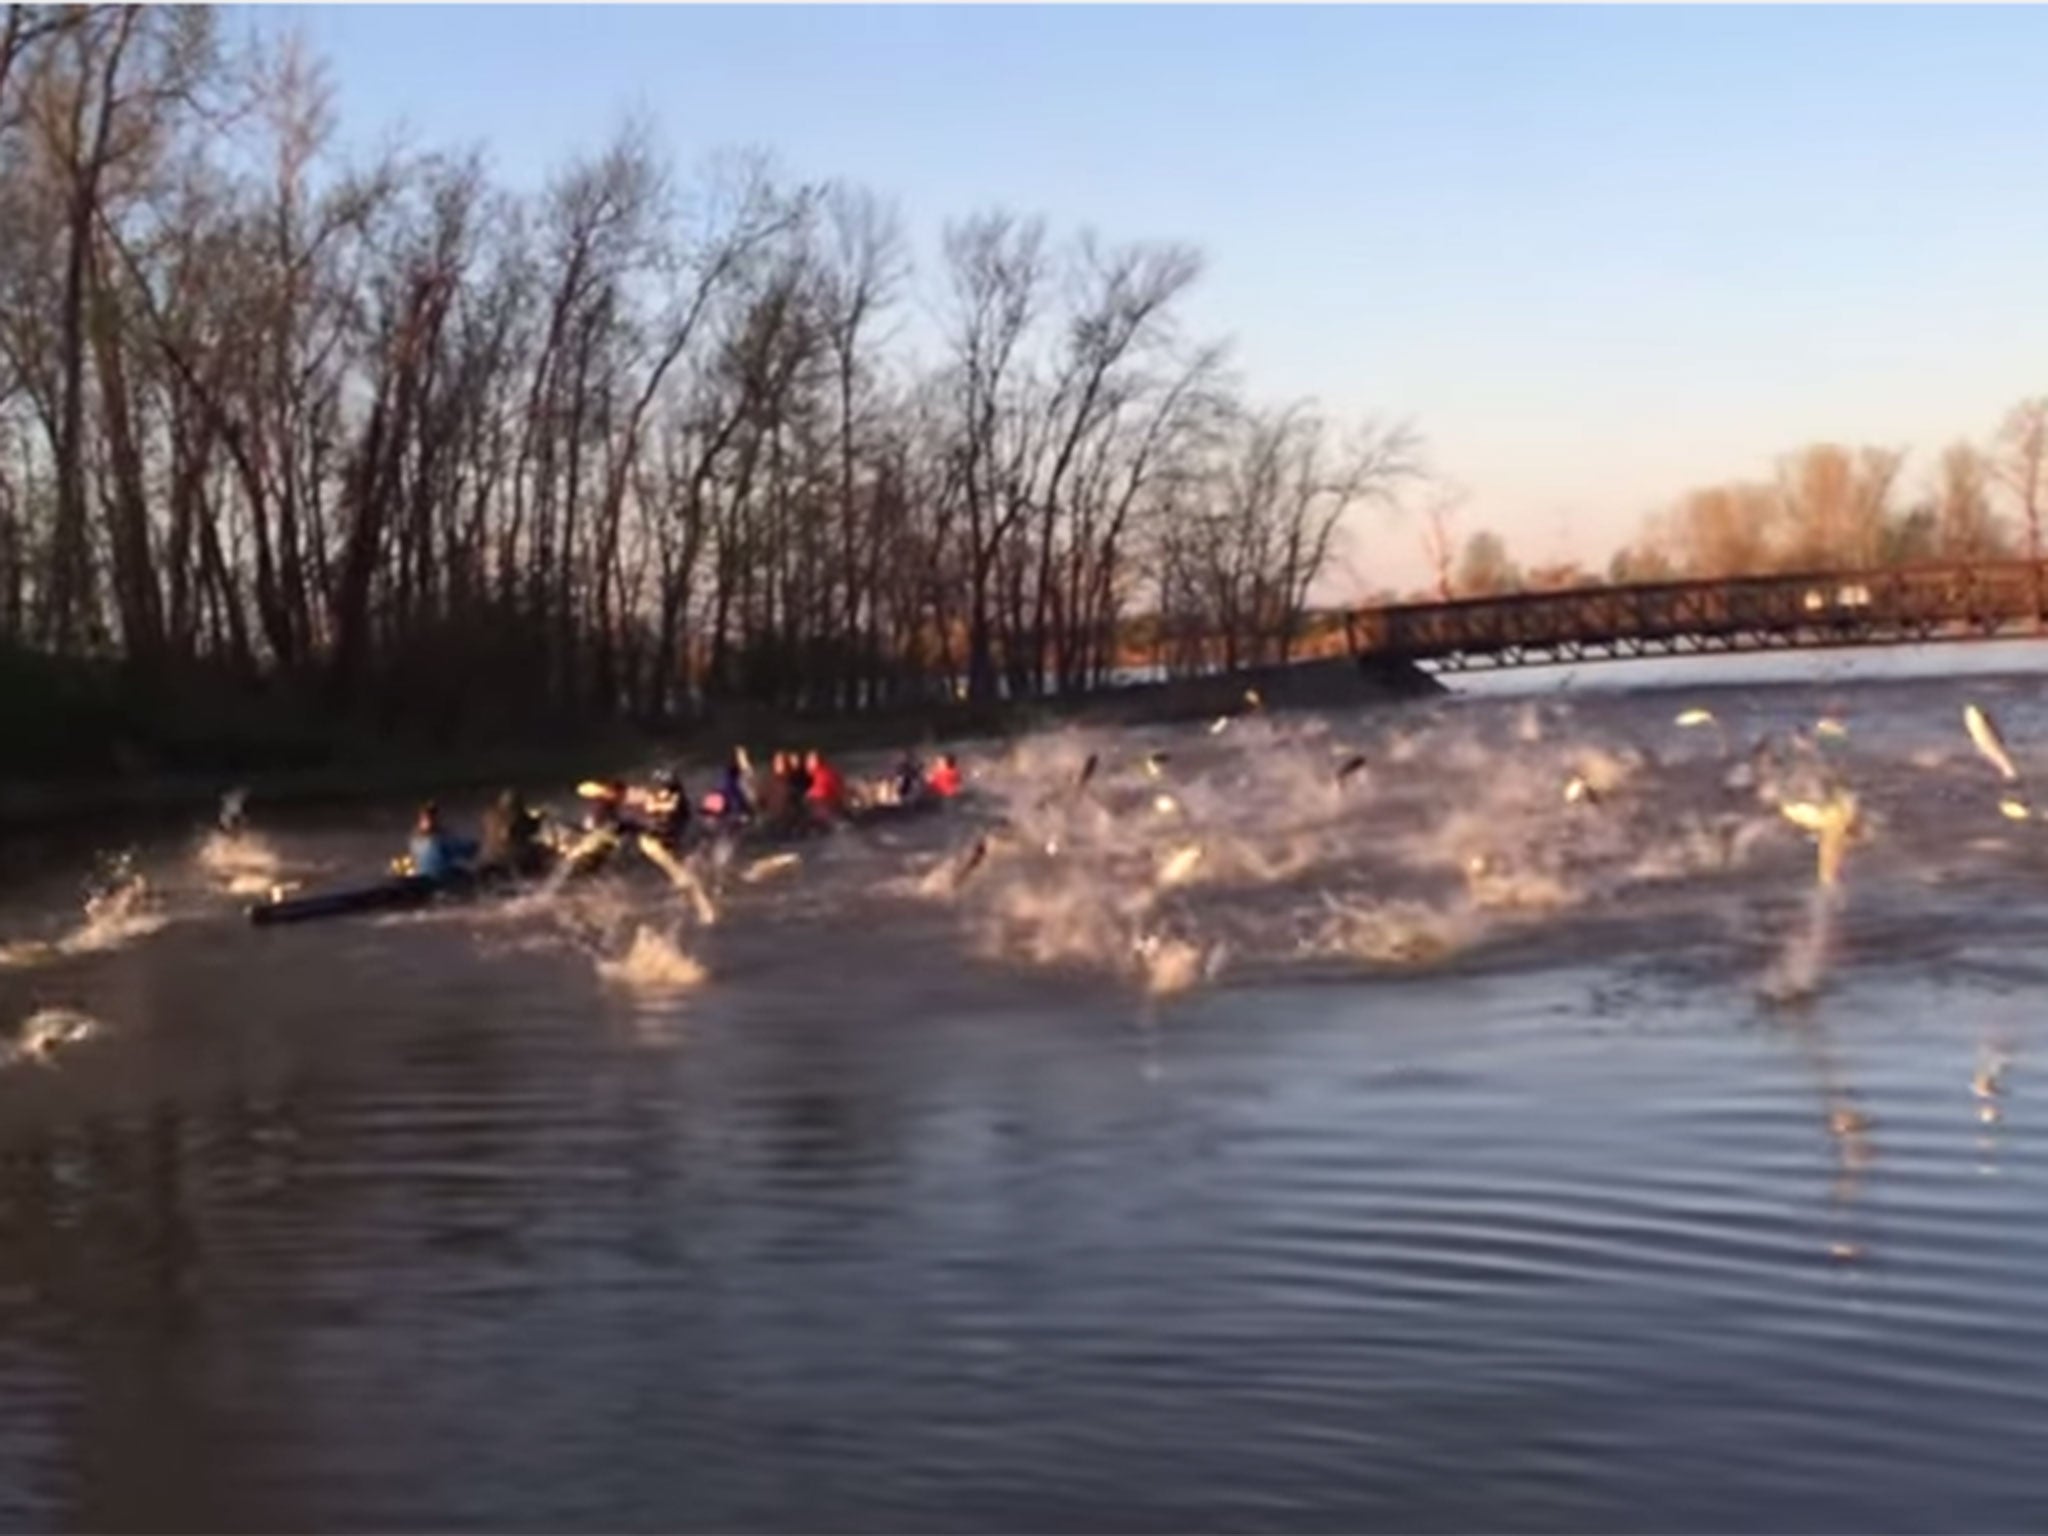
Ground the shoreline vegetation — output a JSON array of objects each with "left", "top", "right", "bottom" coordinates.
[
  {"left": 2, "top": 14, "right": 2043, "bottom": 843},
  {"left": 0, "top": 9, "right": 1422, "bottom": 830},
  {"left": 0, "top": 650, "right": 1439, "bottom": 830}
]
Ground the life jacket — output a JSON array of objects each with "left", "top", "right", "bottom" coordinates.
[
  {"left": 928, "top": 761, "right": 962, "bottom": 798},
  {"left": 583, "top": 783, "right": 628, "bottom": 833},
  {"left": 808, "top": 762, "right": 845, "bottom": 807},
  {"left": 409, "top": 831, "right": 474, "bottom": 883},
  {"left": 643, "top": 786, "right": 686, "bottom": 839}
]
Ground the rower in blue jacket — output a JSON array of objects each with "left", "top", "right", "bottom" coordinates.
[{"left": 408, "top": 803, "right": 477, "bottom": 883}]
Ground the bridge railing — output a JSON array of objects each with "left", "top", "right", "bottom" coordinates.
[{"left": 1351, "top": 560, "right": 2048, "bottom": 666}]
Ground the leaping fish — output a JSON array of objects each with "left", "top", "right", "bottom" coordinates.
[
  {"left": 1157, "top": 843, "right": 1205, "bottom": 888},
  {"left": 1779, "top": 790, "right": 1860, "bottom": 888},
  {"left": 1675, "top": 707, "right": 1717, "bottom": 729},
  {"left": 637, "top": 835, "right": 717, "bottom": 925},
  {"left": 951, "top": 836, "right": 991, "bottom": 890},
  {"left": 1142, "top": 751, "right": 1171, "bottom": 779},
  {"left": 1335, "top": 753, "right": 1368, "bottom": 785},
  {"left": 740, "top": 852, "right": 802, "bottom": 885},
  {"left": 1965, "top": 704, "right": 2022, "bottom": 783}
]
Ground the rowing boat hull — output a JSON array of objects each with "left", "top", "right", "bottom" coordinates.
[
  {"left": 248, "top": 874, "right": 443, "bottom": 927},
  {"left": 247, "top": 800, "right": 948, "bottom": 926}
]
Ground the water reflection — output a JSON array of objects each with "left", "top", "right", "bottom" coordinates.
[
  {"left": 1974, "top": 1033, "right": 2014, "bottom": 1174},
  {"left": 1773, "top": 1000, "right": 1875, "bottom": 1264}
]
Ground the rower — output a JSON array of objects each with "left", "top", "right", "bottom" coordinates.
[
  {"left": 708, "top": 753, "right": 753, "bottom": 822},
  {"left": 783, "top": 752, "right": 814, "bottom": 813},
  {"left": 641, "top": 769, "right": 689, "bottom": 846},
  {"left": 805, "top": 750, "right": 847, "bottom": 820},
  {"left": 892, "top": 752, "right": 924, "bottom": 803},
  {"left": 583, "top": 779, "right": 630, "bottom": 833},
  {"left": 760, "top": 753, "right": 795, "bottom": 826},
  {"left": 479, "top": 788, "right": 548, "bottom": 877},
  {"left": 409, "top": 803, "right": 478, "bottom": 884}
]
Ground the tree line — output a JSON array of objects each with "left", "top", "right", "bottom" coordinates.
[
  {"left": 1402, "top": 397, "right": 2048, "bottom": 603},
  {"left": 1609, "top": 400, "right": 2047, "bottom": 583},
  {"left": 0, "top": 6, "right": 1418, "bottom": 763}
]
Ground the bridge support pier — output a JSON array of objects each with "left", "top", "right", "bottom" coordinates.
[{"left": 1356, "top": 654, "right": 1444, "bottom": 698}]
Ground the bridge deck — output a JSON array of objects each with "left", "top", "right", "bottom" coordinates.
[{"left": 1350, "top": 561, "right": 2048, "bottom": 671}]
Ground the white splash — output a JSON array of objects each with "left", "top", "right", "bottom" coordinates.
[
  {"left": 1462, "top": 857, "right": 1576, "bottom": 914},
  {"left": 2, "top": 869, "right": 167, "bottom": 968},
  {"left": 1311, "top": 898, "right": 1470, "bottom": 968},
  {"left": 597, "top": 925, "right": 708, "bottom": 994},
  {"left": 3, "top": 1006, "right": 102, "bottom": 1068},
  {"left": 197, "top": 828, "right": 282, "bottom": 885},
  {"left": 1134, "top": 932, "right": 1210, "bottom": 996}
]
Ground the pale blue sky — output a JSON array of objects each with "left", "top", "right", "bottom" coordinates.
[{"left": 286, "top": 5, "right": 2048, "bottom": 592}]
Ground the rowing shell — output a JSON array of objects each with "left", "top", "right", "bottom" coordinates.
[{"left": 248, "top": 873, "right": 444, "bottom": 926}]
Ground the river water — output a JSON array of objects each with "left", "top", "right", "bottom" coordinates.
[{"left": 5, "top": 652, "right": 2048, "bottom": 1531}]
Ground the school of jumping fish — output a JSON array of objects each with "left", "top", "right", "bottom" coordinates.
[{"left": 3, "top": 686, "right": 2041, "bottom": 1067}]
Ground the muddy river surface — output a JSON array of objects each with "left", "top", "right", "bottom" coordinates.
[{"left": 5, "top": 652, "right": 2048, "bottom": 1530}]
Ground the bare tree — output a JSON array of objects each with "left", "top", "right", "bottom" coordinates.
[
  {"left": 1455, "top": 528, "right": 1520, "bottom": 596},
  {"left": 1413, "top": 479, "right": 1467, "bottom": 600},
  {"left": 2, "top": 10, "right": 1456, "bottom": 778},
  {"left": 1934, "top": 441, "right": 2007, "bottom": 561},
  {"left": 941, "top": 210, "right": 1045, "bottom": 702},
  {"left": 1995, "top": 398, "right": 2048, "bottom": 621}
]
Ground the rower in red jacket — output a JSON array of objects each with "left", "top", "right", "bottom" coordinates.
[
  {"left": 926, "top": 753, "right": 963, "bottom": 799},
  {"left": 805, "top": 750, "right": 848, "bottom": 818}
]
